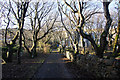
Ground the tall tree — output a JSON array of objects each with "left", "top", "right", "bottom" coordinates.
[
  {"left": 58, "top": 7, "right": 80, "bottom": 57},
  {"left": 23, "top": 1, "right": 58, "bottom": 58},
  {"left": 8, "top": 0, "right": 29, "bottom": 64},
  {"left": 1, "top": 0, "right": 19, "bottom": 62},
  {"left": 58, "top": 0, "right": 112, "bottom": 58}
]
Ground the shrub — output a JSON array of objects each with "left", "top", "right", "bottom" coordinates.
[{"left": 76, "top": 54, "right": 119, "bottom": 78}]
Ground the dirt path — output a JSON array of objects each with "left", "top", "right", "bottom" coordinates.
[{"left": 32, "top": 53, "right": 74, "bottom": 79}]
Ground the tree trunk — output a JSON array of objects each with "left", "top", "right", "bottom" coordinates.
[
  {"left": 5, "top": 33, "right": 19, "bottom": 63},
  {"left": 7, "top": 46, "right": 13, "bottom": 62},
  {"left": 17, "top": 2, "right": 29, "bottom": 64},
  {"left": 31, "top": 40, "right": 37, "bottom": 58},
  {"left": 95, "top": 47, "right": 103, "bottom": 58},
  {"left": 74, "top": 43, "right": 79, "bottom": 54},
  {"left": 78, "top": 2, "right": 112, "bottom": 58},
  {"left": 113, "top": 19, "right": 120, "bottom": 56},
  {"left": 17, "top": 29, "right": 23, "bottom": 64},
  {"left": 5, "top": 18, "right": 19, "bottom": 63},
  {"left": 117, "top": 44, "right": 120, "bottom": 53},
  {"left": 73, "top": 43, "right": 79, "bottom": 61},
  {"left": 113, "top": 34, "right": 119, "bottom": 54}
]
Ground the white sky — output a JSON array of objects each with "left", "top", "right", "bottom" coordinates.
[{"left": 0, "top": 0, "right": 119, "bottom": 29}]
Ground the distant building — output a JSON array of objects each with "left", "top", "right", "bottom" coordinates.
[{"left": 63, "top": 25, "right": 118, "bottom": 48}]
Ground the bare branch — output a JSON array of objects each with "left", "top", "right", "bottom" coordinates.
[
  {"left": 37, "top": 14, "right": 58, "bottom": 41},
  {"left": 63, "top": 0, "right": 78, "bottom": 13},
  {"left": 9, "top": 0, "right": 18, "bottom": 22},
  {"left": 5, "top": 9, "right": 11, "bottom": 46},
  {"left": 85, "top": 12, "right": 104, "bottom": 21}
]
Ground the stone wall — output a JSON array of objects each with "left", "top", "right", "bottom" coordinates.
[
  {"left": 76, "top": 54, "right": 120, "bottom": 78},
  {"left": 64, "top": 51, "right": 120, "bottom": 78}
]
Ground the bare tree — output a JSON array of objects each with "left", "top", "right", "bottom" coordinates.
[
  {"left": 1, "top": 0, "right": 19, "bottom": 63},
  {"left": 57, "top": 7, "right": 80, "bottom": 57},
  {"left": 23, "top": 1, "right": 58, "bottom": 58},
  {"left": 58, "top": 0, "right": 112, "bottom": 58},
  {"left": 7, "top": 0, "right": 29, "bottom": 64}
]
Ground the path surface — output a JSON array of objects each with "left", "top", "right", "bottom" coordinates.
[{"left": 33, "top": 52, "right": 74, "bottom": 79}]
